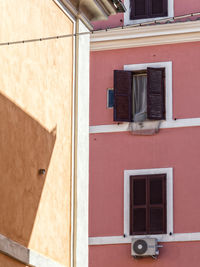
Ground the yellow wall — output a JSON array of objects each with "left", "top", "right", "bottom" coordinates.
[{"left": 0, "top": 0, "right": 73, "bottom": 266}]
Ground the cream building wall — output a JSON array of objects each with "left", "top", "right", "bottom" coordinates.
[{"left": 0, "top": 0, "right": 74, "bottom": 266}]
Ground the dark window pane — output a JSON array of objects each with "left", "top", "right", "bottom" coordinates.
[
  {"left": 150, "top": 208, "right": 163, "bottom": 232},
  {"left": 133, "top": 179, "right": 146, "bottom": 205},
  {"left": 135, "top": 0, "right": 146, "bottom": 16},
  {"left": 152, "top": 0, "right": 163, "bottom": 14},
  {"left": 150, "top": 178, "right": 163, "bottom": 204},
  {"left": 133, "top": 208, "right": 146, "bottom": 232}
]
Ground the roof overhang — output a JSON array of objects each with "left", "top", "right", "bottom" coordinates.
[{"left": 60, "top": 0, "right": 126, "bottom": 29}]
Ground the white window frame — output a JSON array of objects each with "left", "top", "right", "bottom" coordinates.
[
  {"left": 124, "top": 0, "right": 174, "bottom": 26},
  {"left": 124, "top": 167, "right": 173, "bottom": 238},
  {"left": 124, "top": 61, "right": 173, "bottom": 122}
]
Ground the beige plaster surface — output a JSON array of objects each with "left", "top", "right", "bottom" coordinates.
[
  {"left": 0, "top": 0, "right": 73, "bottom": 266},
  {"left": 0, "top": 0, "right": 71, "bottom": 42}
]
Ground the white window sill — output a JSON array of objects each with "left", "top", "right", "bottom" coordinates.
[
  {"left": 89, "top": 232, "right": 200, "bottom": 245},
  {"left": 124, "top": 16, "right": 172, "bottom": 26}
]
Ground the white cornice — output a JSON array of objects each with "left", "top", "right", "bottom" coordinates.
[{"left": 90, "top": 20, "right": 200, "bottom": 50}]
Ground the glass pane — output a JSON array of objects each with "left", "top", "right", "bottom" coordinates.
[
  {"left": 135, "top": 0, "right": 146, "bottom": 16},
  {"left": 150, "top": 208, "right": 163, "bottom": 232},
  {"left": 133, "top": 208, "right": 146, "bottom": 232},
  {"left": 133, "top": 74, "right": 147, "bottom": 122},
  {"left": 108, "top": 89, "right": 114, "bottom": 108},
  {"left": 152, "top": 0, "right": 163, "bottom": 14},
  {"left": 150, "top": 178, "right": 163, "bottom": 204},
  {"left": 133, "top": 179, "right": 146, "bottom": 205}
]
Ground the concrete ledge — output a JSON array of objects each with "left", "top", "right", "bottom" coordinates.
[
  {"left": 89, "top": 232, "right": 200, "bottom": 245},
  {"left": 89, "top": 118, "right": 200, "bottom": 134},
  {"left": 0, "top": 233, "right": 66, "bottom": 267}
]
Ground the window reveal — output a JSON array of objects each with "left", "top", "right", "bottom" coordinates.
[
  {"left": 130, "top": 174, "right": 166, "bottom": 235},
  {"left": 113, "top": 68, "right": 165, "bottom": 122}
]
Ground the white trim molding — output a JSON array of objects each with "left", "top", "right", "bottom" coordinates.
[
  {"left": 90, "top": 20, "right": 200, "bottom": 51},
  {"left": 124, "top": 61, "right": 172, "bottom": 121},
  {"left": 73, "top": 20, "right": 90, "bottom": 267},
  {"left": 124, "top": 168, "right": 173, "bottom": 238},
  {"left": 124, "top": 0, "right": 174, "bottom": 25},
  {"left": 89, "top": 118, "right": 200, "bottom": 134},
  {"left": 89, "top": 232, "right": 200, "bottom": 245}
]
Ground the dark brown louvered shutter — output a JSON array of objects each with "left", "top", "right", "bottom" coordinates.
[
  {"left": 114, "top": 70, "right": 133, "bottom": 122},
  {"left": 147, "top": 67, "right": 165, "bottom": 120},
  {"left": 130, "top": 175, "right": 147, "bottom": 235},
  {"left": 130, "top": 0, "right": 148, "bottom": 20},
  {"left": 148, "top": 174, "right": 166, "bottom": 234},
  {"left": 149, "top": 0, "right": 168, "bottom": 17}
]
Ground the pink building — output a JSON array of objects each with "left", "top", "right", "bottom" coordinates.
[{"left": 89, "top": 1, "right": 200, "bottom": 267}]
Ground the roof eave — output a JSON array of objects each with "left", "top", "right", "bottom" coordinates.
[{"left": 60, "top": 0, "right": 126, "bottom": 29}]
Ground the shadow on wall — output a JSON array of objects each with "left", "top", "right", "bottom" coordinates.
[{"left": 0, "top": 92, "right": 56, "bottom": 247}]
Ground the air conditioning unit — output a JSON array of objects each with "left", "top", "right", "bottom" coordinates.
[{"left": 131, "top": 238, "right": 160, "bottom": 257}]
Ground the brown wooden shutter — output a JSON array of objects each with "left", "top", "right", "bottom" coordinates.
[
  {"left": 130, "top": 0, "right": 148, "bottom": 20},
  {"left": 114, "top": 70, "right": 133, "bottom": 122},
  {"left": 130, "top": 175, "right": 147, "bottom": 235},
  {"left": 149, "top": 0, "right": 168, "bottom": 17},
  {"left": 148, "top": 174, "right": 166, "bottom": 234},
  {"left": 147, "top": 67, "right": 165, "bottom": 120}
]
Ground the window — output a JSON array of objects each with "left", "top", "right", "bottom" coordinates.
[
  {"left": 130, "top": 0, "right": 168, "bottom": 20},
  {"left": 114, "top": 67, "right": 165, "bottom": 122},
  {"left": 124, "top": 168, "right": 173, "bottom": 238},
  {"left": 124, "top": 0, "right": 174, "bottom": 26},
  {"left": 130, "top": 174, "right": 166, "bottom": 235}
]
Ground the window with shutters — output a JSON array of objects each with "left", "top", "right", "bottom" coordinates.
[
  {"left": 124, "top": 168, "right": 173, "bottom": 238},
  {"left": 114, "top": 68, "right": 165, "bottom": 122},
  {"left": 124, "top": 0, "right": 174, "bottom": 25},
  {"left": 113, "top": 61, "right": 173, "bottom": 123}
]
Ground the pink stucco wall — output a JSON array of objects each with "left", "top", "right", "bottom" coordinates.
[
  {"left": 174, "top": 0, "right": 200, "bottom": 16},
  {"left": 89, "top": 126, "right": 200, "bottom": 237},
  {"left": 90, "top": 42, "right": 200, "bottom": 126},
  {"left": 90, "top": 12, "right": 200, "bottom": 267},
  {"left": 90, "top": 242, "right": 200, "bottom": 267},
  {"left": 92, "top": 13, "right": 123, "bottom": 30},
  {"left": 92, "top": 0, "right": 200, "bottom": 30}
]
